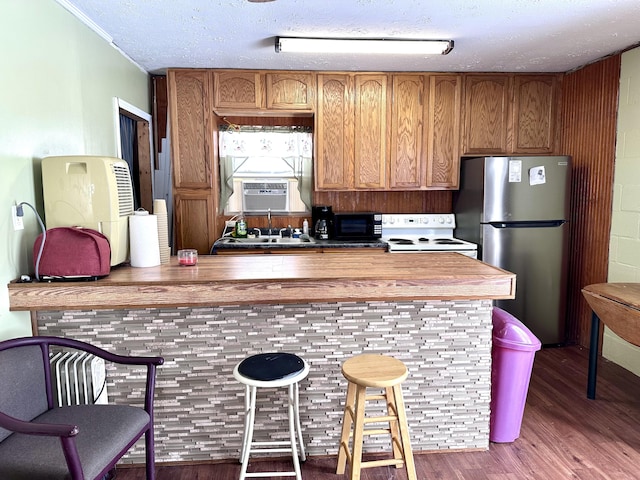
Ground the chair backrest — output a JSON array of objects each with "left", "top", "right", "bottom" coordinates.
[{"left": 0, "top": 345, "right": 50, "bottom": 442}]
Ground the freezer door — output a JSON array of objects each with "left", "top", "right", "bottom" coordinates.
[
  {"left": 482, "top": 222, "right": 569, "bottom": 345},
  {"left": 483, "top": 156, "right": 570, "bottom": 222}
]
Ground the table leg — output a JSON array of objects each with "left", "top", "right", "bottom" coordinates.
[{"left": 587, "top": 311, "right": 600, "bottom": 399}]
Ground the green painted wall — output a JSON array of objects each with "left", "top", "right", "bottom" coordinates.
[
  {"left": 603, "top": 45, "right": 640, "bottom": 374},
  {"left": 0, "top": 0, "right": 150, "bottom": 340}
]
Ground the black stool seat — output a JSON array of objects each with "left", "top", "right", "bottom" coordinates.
[{"left": 237, "top": 352, "right": 304, "bottom": 381}]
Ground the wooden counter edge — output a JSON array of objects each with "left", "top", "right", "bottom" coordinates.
[{"left": 9, "top": 275, "right": 515, "bottom": 312}]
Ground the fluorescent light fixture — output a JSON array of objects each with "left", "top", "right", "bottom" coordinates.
[{"left": 275, "top": 37, "right": 453, "bottom": 55}]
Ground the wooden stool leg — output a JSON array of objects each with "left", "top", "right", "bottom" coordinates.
[
  {"left": 392, "top": 384, "right": 417, "bottom": 480},
  {"left": 336, "top": 381, "right": 357, "bottom": 474},
  {"left": 349, "top": 384, "right": 367, "bottom": 480},
  {"left": 385, "top": 386, "right": 403, "bottom": 467}
]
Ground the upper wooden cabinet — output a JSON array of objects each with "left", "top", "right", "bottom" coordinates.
[
  {"left": 168, "top": 69, "right": 214, "bottom": 189},
  {"left": 462, "top": 75, "right": 511, "bottom": 155},
  {"left": 213, "top": 71, "right": 263, "bottom": 110},
  {"left": 426, "top": 75, "right": 462, "bottom": 188},
  {"left": 462, "top": 73, "right": 560, "bottom": 155},
  {"left": 390, "top": 75, "right": 426, "bottom": 189},
  {"left": 315, "top": 74, "right": 389, "bottom": 190},
  {"left": 512, "top": 75, "right": 559, "bottom": 154},
  {"left": 389, "top": 74, "right": 462, "bottom": 190},
  {"left": 315, "top": 74, "right": 354, "bottom": 189},
  {"left": 354, "top": 75, "right": 389, "bottom": 189},
  {"left": 213, "top": 70, "right": 315, "bottom": 112},
  {"left": 266, "top": 72, "right": 315, "bottom": 110}
]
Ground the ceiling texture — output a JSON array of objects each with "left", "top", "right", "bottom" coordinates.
[{"left": 60, "top": 0, "right": 640, "bottom": 75}]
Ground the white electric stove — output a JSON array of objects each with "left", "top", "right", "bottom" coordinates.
[{"left": 381, "top": 214, "right": 478, "bottom": 258}]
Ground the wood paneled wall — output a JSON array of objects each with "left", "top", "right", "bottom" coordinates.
[{"left": 560, "top": 54, "right": 621, "bottom": 347}]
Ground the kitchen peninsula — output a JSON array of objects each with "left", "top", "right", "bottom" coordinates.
[{"left": 8, "top": 253, "right": 515, "bottom": 464}]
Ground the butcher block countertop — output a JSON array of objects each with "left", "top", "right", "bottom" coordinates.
[{"left": 8, "top": 252, "right": 515, "bottom": 312}]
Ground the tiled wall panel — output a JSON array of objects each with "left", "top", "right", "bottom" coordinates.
[{"left": 37, "top": 299, "right": 492, "bottom": 464}]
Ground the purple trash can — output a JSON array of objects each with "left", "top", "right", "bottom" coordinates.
[{"left": 489, "top": 307, "right": 541, "bottom": 443}]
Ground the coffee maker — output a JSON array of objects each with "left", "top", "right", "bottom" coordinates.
[{"left": 311, "top": 205, "right": 333, "bottom": 239}]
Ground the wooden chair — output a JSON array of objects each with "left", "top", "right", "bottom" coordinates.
[
  {"left": 336, "top": 353, "right": 416, "bottom": 480},
  {"left": 0, "top": 336, "right": 163, "bottom": 480}
]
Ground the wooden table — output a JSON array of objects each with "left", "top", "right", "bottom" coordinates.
[{"left": 582, "top": 283, "right": 640, "bottom": 399}]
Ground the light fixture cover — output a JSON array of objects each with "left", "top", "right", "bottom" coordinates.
[{"left": 275, "top": 37, "right": 454, "bottom": 55}]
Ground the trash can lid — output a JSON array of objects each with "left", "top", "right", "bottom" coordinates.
[{"left": 492, "top": 307, "right": 542, "bottom": 351}]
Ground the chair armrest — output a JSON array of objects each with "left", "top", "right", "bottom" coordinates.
[{"left": 0, "top": 411, "right": 78, "bottom": 437}]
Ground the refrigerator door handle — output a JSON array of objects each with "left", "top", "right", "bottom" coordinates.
[{"left": 487, "top": 220, "right": 567, "bottom": 229}]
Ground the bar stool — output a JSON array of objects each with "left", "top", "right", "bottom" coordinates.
[
  {"left": 233, "top": 352, "right": 310, "bottom": 480},
  {"left": 336, "top": 353, "right": 417, "bottom": 480}
]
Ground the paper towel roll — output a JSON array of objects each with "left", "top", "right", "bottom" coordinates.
[{"left": 129, "top": 210, "right": 161, "bottom": 268}]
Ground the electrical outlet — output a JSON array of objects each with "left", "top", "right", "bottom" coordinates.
[
  {"left": 11, "top": 205, "right": 24, "bottom": 230},
  {"left": 225, "top": 220, "right": 237, "bottom": 228}
]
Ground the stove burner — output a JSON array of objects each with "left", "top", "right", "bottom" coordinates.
[
  {"left": 433, "top": 238, "right": 464, "bottom": 245},
  {"left": 389, "top": 238, "right": 415, "bottom": 245}
]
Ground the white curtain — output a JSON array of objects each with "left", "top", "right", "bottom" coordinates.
[{"left": 218, "top": 126, "right": 313, "bottom": 211}]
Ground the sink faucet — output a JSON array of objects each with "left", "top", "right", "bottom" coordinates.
[{"left": 267, "top": 208, "right": 272, "bottom": 237}]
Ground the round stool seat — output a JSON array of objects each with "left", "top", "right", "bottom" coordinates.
[
  {"left": 341, "top": 353, "right": 408, "bottom": 388},
  {"left": 234, "top": 352, "right": 309, "bottom": 388}
]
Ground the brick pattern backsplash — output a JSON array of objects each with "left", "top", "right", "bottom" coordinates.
[{"left": 37, "top": 299, "right": 492, "bottom": 464}]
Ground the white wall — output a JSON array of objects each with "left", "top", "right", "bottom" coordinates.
[
  {"left": 603, "top": 46, "right": 640, "bottom": 373},
  {"left": 0, "top": 0, "right": 150, "bottom": 340}
]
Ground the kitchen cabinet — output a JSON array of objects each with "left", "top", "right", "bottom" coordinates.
[
  {"left": 354, "top": 75, "right": 390, "bottom": 189},
  {"left": 462, "top": 74, "right": 560, "bottom": 155},
  {"left": 390, "top": 75, "right": 426, "bottom": 189},
  {"left": 213, "top": 70, "right": 315, "bottom": 112},
  {"left": 168, "top": 69, "right": 218, "bottom": 252},
  {"left": 512, "top": 75, "right": 559, "bottom": 154},
  {"left": 426, "top": 75, "right": 462, "bottom": 188},
  {"left": 315, "top": 74, "right": 354, "bottom": 189},
  {"left": 315, "top": 74, "right": 389, "bottom": 190},
  {"left": 213, "top": 70, "right": 263, "bottom": 110},
  {"left": 266, "top": 72, "right": 315, "bottom": 110},
  {"left": 389, "top": 74, "right": 462, "bottom": 190},
  {"left": 462, "top": 74, "right": 511, "bottom": 155}
]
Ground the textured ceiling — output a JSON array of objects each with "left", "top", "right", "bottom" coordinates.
[{"left": 60, "top": 0, "right": 640, "bottom": 74}]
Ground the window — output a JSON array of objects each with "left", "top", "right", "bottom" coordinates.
[{"left": 218, "top": 125, "right": 313, "bottom": 215}]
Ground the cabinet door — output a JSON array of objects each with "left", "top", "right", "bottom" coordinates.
[
  {"left": 426, "top": 75, "right": 462, "bottom": 189},
  {"left": 266, "top": 72, "right": 315, "bottom": 110},
  {"left": 390, "top": 75, "right": 426, "bottom": 189},
  {"left": 354, "top": 75, "right": 389, "bottom": 189},
  {"left": 213, "top": 71, "right": 263, "bottom": 109},
  {"left": 168, "top": 69, "right": 213, "bottom": 189},
  {"left": 512, "top": 75, "right": 558, "bottom": 153},
  {"left": 462, "top": 75, "right": 511, "bottom": 155},
  {"left": 174, "top": 193, "right": 216, "bottom": 254},
  {"left": 315, "top": 74, "right": 354, "bottom": 190}
]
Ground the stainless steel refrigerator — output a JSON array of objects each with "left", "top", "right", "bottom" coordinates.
[{"left": 453, "top": 156, "right": 571, "bottom": 345}]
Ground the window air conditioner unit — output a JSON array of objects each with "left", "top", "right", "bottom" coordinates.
[{"left": 242, "top": 180, "right": 289, "bottom": 213}]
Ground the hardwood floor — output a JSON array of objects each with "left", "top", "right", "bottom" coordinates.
[{"left": 114, "top": 346, "right": 640, "bottom": 479}]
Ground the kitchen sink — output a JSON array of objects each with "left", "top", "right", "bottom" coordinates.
[
  {"left": 273, "top": 237, "right": 315, "bottom": 244},
  {"left": 217, "top": 236, "right": 315, "bottom": 246}
]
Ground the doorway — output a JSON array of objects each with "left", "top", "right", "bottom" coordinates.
[{"left": 114, "top": 97, "right": 154, "bottom": 212}]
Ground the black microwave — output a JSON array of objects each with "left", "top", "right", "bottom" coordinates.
[{"left": 332, "top": 212, "right": 382, "bottom": 241}]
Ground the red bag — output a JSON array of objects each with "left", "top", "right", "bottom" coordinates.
[{"left": 33, "top": 227, "right": 111, "bottom": 279}]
